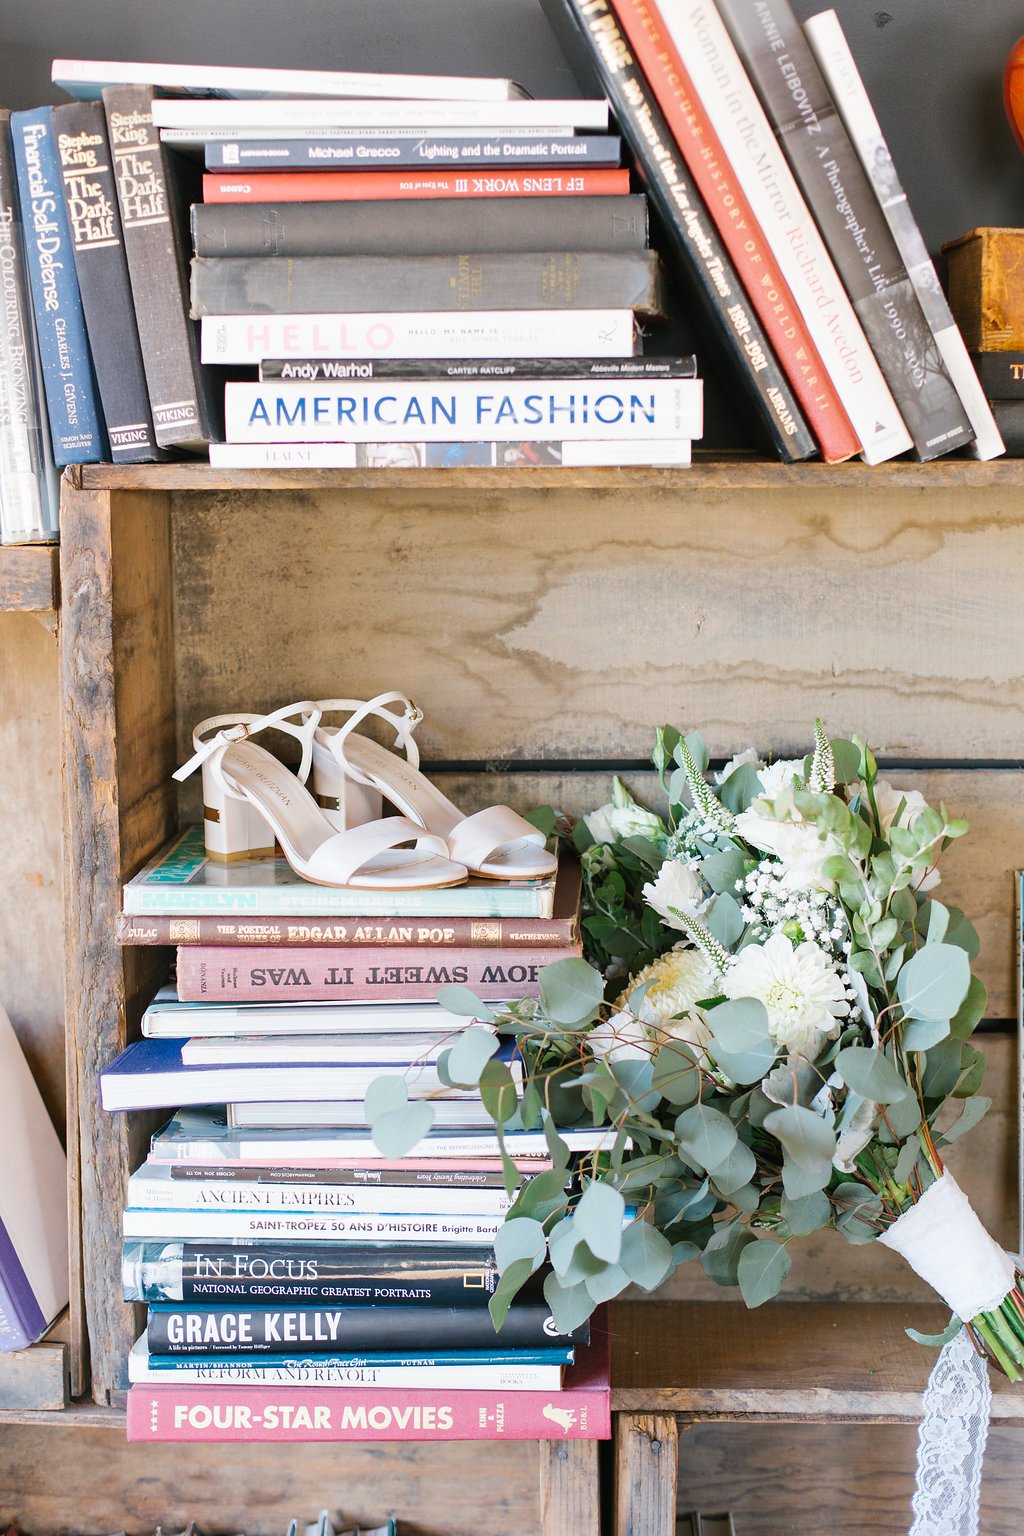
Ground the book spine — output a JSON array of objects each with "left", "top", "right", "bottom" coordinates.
[
  {"left": 190, "top": 252, "right": 666, "bottom": 318},
  {"left": 201, "top": 309, "right": 637, "bottom": 364},
  {"left": 51, "top": 102, "right": 163, "bottom": 463},
  {"left": 803, "top": 9, "right": 1004, "bottom": 462},
  {"left": 122, "top": 1238, "right": 501, "bottom": 1305},
  {"left": 969, "top": 354, "right": 1024, "bottom": 399},
  {"left": 207, "top": 439, "right": 691, "bottom": 468},
  {"left": 716, "top": 0, "right": 972, "bottom": 462},
  {"left": 146, "top": 1302, "right": 579, "bottom": 1355},
  {"left": 174, "top": 944, "right": 576, "bottom": 1003},
  {"left": 10, "top": 108, "right": 107, "bottom": 465},
  {"left": 133, "top": 1355, "right": 565, "bottom": 1390},
  {"left": 154, "top": 99, "right": 610, "bottom": 133},
  {"left": 0, "top": 1212, "right": 46, "bottom": 1348},
  {"left": 259, "top": 356, "right": 695, "bottom": 381},
  {"left": 202, "top": 167, "right": 631, "bottom": 203},
  {"left": 0, "top": 112, "right": 55, "bottom": 542},
  {"left": 204, "top": 136, "right": 622, "bottom": 170},
  {"left": 989, "top": 401, "right": 1024, "bottom": 457},
  {"left": 117, "top": 910, "right": 579, "bottom": 946},
  {"left": 0, "top": 1267, "right": 33, "bottom": 1352},
  {"left": 122, "top": 1208, "right": 503, "bottom": 1243},
  {"left": 192, "top": 193, "right": 648, "bottom": 258},
  {"left": 163, "top": 1163, "right": 512, "bottom": 1187},
  {"left": 127, "top": 1174, "right": 517, "bottom": 1216},
  {"left": 128, "top": 1382, "right": 610, "bottom": 1440},
  {"left": 223, "top": 379, "right": 701, "bottom": 444},
  {"left": 102, "top": 86, "right": 220, "bottom": 449},
  {"left": 124, "top": 881, "right": 553, "bottom": 919},
  {"left": 626, "top": 0, "right": 911, "bottom": 464},
  {"left": 542, "top": 0, "right": 825, "bottom": 462}
]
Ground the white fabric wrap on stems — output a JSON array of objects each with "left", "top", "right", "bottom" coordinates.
[
  {"left": 875, "top": 1171, "right": 1020, "bottom": 1536},
  {"left": 878, "top": 1171, "right": 1016, "bottom": 1318}
]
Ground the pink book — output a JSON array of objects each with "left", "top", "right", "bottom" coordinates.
[
  {"left": 127, "top": 1312, "right": 610, "bottom": 1443},
  {"left": 174, "top": 944, "right": 579, "bottom": 1004}
]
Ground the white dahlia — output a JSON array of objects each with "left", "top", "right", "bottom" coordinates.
[
  {"left": 642, "top": 860, "right": 710, "bottom": 930},
  {"left": 723, "top": 932, "right": 849, "bottom": 1057},
  {"left": 617, "top": 944, "right": 718, "bottom": 1026}
]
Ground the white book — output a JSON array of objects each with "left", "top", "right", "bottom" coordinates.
[
  {"left": 151, "top": 98, "right": 609, "bottom": 133},
  {"left": 208, "top": 443, "right": 358, "bottom": 469},
  {"left": 164, "top": 125, "right": 565, "bottom": 143},
  {"left": 126, "top": 1163, "right": 517, "bottom": 1217},
  {"left": 657, "top": 0, "right": 912, "bottom": 465},
  {"left": 209, "top": 440, "right": 692, "bottom": 469},
  {"left": 127, "top": 1335, "right": 562, "bottom": 1391},
  {"left": 224, "top": 379, "right": 703, "bottom": 444},
  {"left": 51, "top": 58, "right": 529, "bottom": 105},
  {"left": 122, "top": 1206, "right": 503, "bottom": 1243},
  {"left": 180, "top": 1032, "right": 455, "bottom": 1065},
  {"left": 201, "top": 310, "right": 638, "bottom": 364},
  {"left": 803, "top": 9, "right": 1004, "bottom": 461},
  {"left": 143, "top": 994, "right": 480, "bottom": 1038},
  {"left": 226, "top": 1099, "right": 500, "bottom": 1129},
  {"left": 559, "top": 439, "right": 691, "bottom": 466},
  {"left": 0, "top": 1002, "right": 68, "bottom": 1348}
]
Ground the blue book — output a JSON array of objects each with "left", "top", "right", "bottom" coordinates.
[
  {"left": 100, "top": 1034, "right": 521, "bottom": 1113},
  {"left": 10, "top": 108, "right": 107, "bottom": 465}
]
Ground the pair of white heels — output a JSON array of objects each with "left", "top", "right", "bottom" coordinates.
[{"left": 173, "top": 692, "right": 557, "bottom": 892}]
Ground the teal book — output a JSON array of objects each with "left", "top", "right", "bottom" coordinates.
[{"left": 123, "top": 826, "right": 556, "bottom": 918}]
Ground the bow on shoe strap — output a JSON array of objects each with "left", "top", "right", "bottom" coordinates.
[
  {"left": 173, "top": 701, "right": 323, "bottom": 788},
  {"left": 313, "top": 692, "right": 424, "bottom": 788},
  {"left": 444, "top": 806, "right": 545, "bottom": 870},
  {"left": 304, "top": 817, "right": 449, "bottom": 885}
]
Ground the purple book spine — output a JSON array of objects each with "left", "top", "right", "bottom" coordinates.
[{"left": 0, "top": 1213, "right": 46, "bottom": 1350}]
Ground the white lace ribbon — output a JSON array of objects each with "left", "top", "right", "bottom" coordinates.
[{"left": 877, "top": 1172, "right": 1018, "bottom": 1536}]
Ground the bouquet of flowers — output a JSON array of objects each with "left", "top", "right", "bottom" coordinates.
[{"left": 366, "top": 722, "right": 1024, "bottom": 1382}]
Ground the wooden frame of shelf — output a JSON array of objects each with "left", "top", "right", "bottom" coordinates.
[{"left": 0, "top": 542, "right": 58, "bottom": 615}]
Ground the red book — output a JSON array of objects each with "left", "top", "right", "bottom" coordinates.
[
  {"left": 126, "top": 1313, "right": 611, "bottom": 1442},
  {"left": 174, "top": 944, "right": 580, "bottom": 1004},
  {"left": 608, "top": 0, "right": 858, "bottom": 464},
  {"left": 203, "top": 167, "right": 631, "bottom": 203}
]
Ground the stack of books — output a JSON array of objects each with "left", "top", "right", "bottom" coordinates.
[
  {"left": 106, "top": 826, "right": 612, "bottom": 1443},
  {"left": 944, "top": 226, "right": 1024, "bottom": 456}
]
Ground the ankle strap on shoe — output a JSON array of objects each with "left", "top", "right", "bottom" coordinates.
[
  {"left": 312, "top": 692, "right": 423, "bottom": 788},
  {"left": 174, "top": 701, "right": 323, "bottom": 785}
]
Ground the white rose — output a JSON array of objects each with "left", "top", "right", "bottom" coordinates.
[
  {"left": 756, "top": 757, "right": 806, "bottom": 799},
  {"left": 723, "top": 932, "right": 849, "bottom": 1058},
  {"left": 583, "top": 804, "right": 617, "bottom": 845},
  {"left": 584, "top": 800, "right": 664, "bottom": 845},
  {"left": 642, "top": 860, "right": 710, "bottom": 929},
  {"left": 587, "top": 1010, "right": 650, "bottom": 1064},
  {"left": 832, "top": 1092, "right": 881, "bottom": 1173},
  {"left": 714, "top": 747, "right": 763, "bottom": 785},
  {"left": 733, "top": 809, "right": 841, "bottom": 893}
]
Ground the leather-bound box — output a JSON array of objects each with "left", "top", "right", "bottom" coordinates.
[{"left": 943, "top": 226, "right": 1024, "bottom": 350}]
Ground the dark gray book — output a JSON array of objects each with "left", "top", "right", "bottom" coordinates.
[
  {"left": 203, "top": 134, "right": 621, "bottom": 171},
  {"left": 52, "top": 101, "right": 165, "bottom": 463},
  {"left": 190, "top": 251, "right": 667, "bottom": 318},
  {"left": 102, "top": 85, "right": 221, "bottom": 450},
  {"left": 970, "top": 352, "right": 1024, "bottom": 401},
  {"left": 259, "top": 355, "right": 697, "bottom": 382},
  {"left": 716, "top": 0, "right": 972, "bottom": 462},
  {"left": 191, "top": 194, "right": 648, "bottom": 258}
]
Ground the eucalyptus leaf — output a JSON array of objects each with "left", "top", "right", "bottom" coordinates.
[
  {"left": 906, "top": 1315, "right": 963, "bottom": 1349},
  {"left": 701, "top": 1223, "right": 757, "bottom": 1286},
  {"left": 493, "top": 1217, "right": 547, "bottom": 1275},
  {"left": 363, "top": 1074, "right": 407, "bottom": 1120},
  {"left": 884, "top": 1090, "right": 924, "bottom": 1140},
  {"left": 507, "top": 1167, "right": 571, "bottom": 1224},
  {"left": 542, "top": 1272, "right": 595, "bottom": 1334},
  {"left": 708, "top": 997, "right": 772, "bottom": 1053},
  {"left": 584, "top": 1263, "right": 631, "bottom": 1304},
  {"left": 708, "top": 1139, "right": 757, "bottom": 1196},
  {"left": 671, "top": 1241, "right": 702, "bottom": 1267},
  {"left": 710, "top": 1035, "right": 777, "bottom": 1086},
  {"left": 896, "top": 943, "right": 970, "bottom": 1022},
  {"left": 763, "top": 1103, "right": 837, "bottom": 1165},
  {"left": 675, "top": 1103, "right": 738, "bottom": 1172},
  {"left": 706, "top": 890, "right": 746, "bottom": 948},
  {"left": 717, "top": 762, "right": 763, "bottom": 814},
  {"left": 832, "top": 1182, "right": 883, "bottom": 1244},
  {"left": 781, "top": 1191, "right": 831, "bottom": 1235},
  {"left": 737, "top": 1239, "right": 792, "bottom": 1308},
  {"left": 830, "top": 738, "right": 862, "bottom": 783},
  {"left": 952, "top": 1046, "right": 986, "bottom": 1099},
  {"left": 781, "top": 1154, "right": 834, "bottom": 1200},
  {"left": 479, "top": 1057, "right": 519, "bottom": 1125},
  {"left": 894, "top": 1138, "right": 921, "bottom": 1186},
  {"left": 701, "top": 848, "right": 754, "bottom": 895},
  {"left": 539, "top": 957, "right": 606, "bottom": 1026},
  {"left": 922, "top": 1037, "right": 964, "bottom": 1100},
  {"left": 435, "top": 983, "right": 494, "bottom": 1019},
  {"left": 369, "top": 1101, "right": 435, "bottom": 1158},
  {"left": 446, "top": 1025, "right": 500, "bottom": 1087},
  {"left": 902, "top": 1016, "right": 951, "bottom": 1052},
  {"left": 574, "top": 1181, "right": 626, "bottom": 1264},
  {"left": 543, "top": 1113, "right": 572, "bottom": 1173},
  {"left": 926, "top": 900, "right": 950, "bottom": 945},
  {"left": 949, "top": 975, "right": 988, "bottom": 1041},
  {"left": 609, "top": 1057, "right": 661, "bottom": 1116},
  {"left": 651, "top": 1041, "right": 702, "bottom": 1106},
  {"left": 548, "top": 1217, "right": 583, "bottom": 1279},
  {"left": 619, "top": 1220, "right": 674, "bottom": 1291},
  {"left": 679, "top": 730, "right": 709, "bottom": 776},
  {"left": 835, "top": 1046, "right": 911, "bottom": 1105},
  {"left": 488, "top": 1257, "right": 537, "bottom": 1330},
  {"left": 939, "top": 1095, "right": 991, "bottom": 1144},
  {"left": 943, "top": 907, "right": 980, "bottom": 958}
]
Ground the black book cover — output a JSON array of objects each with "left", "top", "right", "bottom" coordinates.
[
  {"left": 989, "top": 400, "right": 1024, "bottom": 456},
  {"left": 203, "top": 134, "right": 622, "bottom": 171},
  {"left": 191, "top": 194, "right": 649, "bottom": 259},
  {"left": 540, "top": 0, "right": 816, "bottom": 462},
  {"left": 122, "top": 1238, "right": 508, "bottom": 1306},
  {"left": 52, "top": 102, "right": 165, "bottom": 463},
  {"left": 102, "top": 85, "right": 222, "bottom": 449},
  {"left": 716, "top": 0, "right": 973, "bottom": 462},
  {"left": 189, "top": 251, "right": 667, "bottom": 318},
  {"left": 259, "top": 356, "right": 697, "bottom": 382},
  {"left": 970, "top": 352, "right": 1024, "bottom": 401},
  {"left": 146, "top": 1299, "right": 585, "bottom": 1355}
]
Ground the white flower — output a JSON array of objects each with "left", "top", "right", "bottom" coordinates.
[
  {"left": 587, "top": 1010, "right": 650, "bottom": 1064},
  {"left": 618, "top": 944, "right": 718, "bottom": 1026},
  {"left": 584, "top": 799, "right": 664, "bottom": 846},
  {"left": 832, "top": 1092, "right": 880, "bottom": 1172},
  {"left": 723, "top": 932, "right": 849, "bottom": 1057},
  {"left": 642, "top": 860, "right": 710, "bottom": 929},
  {"left": 734, "top": 809, "right": 841, "bottom": 893},
  {"left": 756, "top": 757, "right": 806, "bottom": 799},
  {"left": 714, "top": 747, "right": 763, "bottom": 785}
]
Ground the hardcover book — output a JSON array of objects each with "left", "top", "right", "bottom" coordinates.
[
  {"left": 174, "top": 943, "right": 576, "bottom": 1004},
  {"left": 190, "top": 252, "right": 667, "bottom": 319},
  {"left": 541, "top": 0, "right": 827, "bottom": 463},
  {"left": 51, "top": 100, "right": 164, "bottom": 462},
  {"left": 122, "top": 1204, "right": 504, "bottom": 1244},
  {"left": 102, "top": 85, "right": 222, "bottom": 449},
  {"left": 716, "top": 0, "right": 973, "bottom": 462},
  {"left": 208, "top": 440, "right": 693, "bottom": 469},
  {"left": 10, "top": 107, "right": 108, "bottom": 465},
  {"left": 0, "top": 109, "right": 58, "bottom": 542},
  {"left": 968, "top": 353, "right": 1024, "bottom": 399},
  {"left": 201, "top": 310, "right": 637, "bottom": 364},
  {"left": 191, "top": 195, "right": 649, "bottom": 259},
  {"left": 202, "top": 168, "right": 631, "bottom": 203},
  {"left": 151, "top": 98, "right": 611, "bottom": 135},
  {"left": 258, "top": 358, "right": 692, "bottom": 382},
  {"left": 942, "top": 228, "right": 1024, "bottom": 353},
  {"left": 123, "top": 826, "right": 557, "bottom": 919},
  {"left": 126, "top": 1314, "right": 611, "bottom": 1440},
  {"left": 142, "top": 993, "right": 515, "bottom": 1040},
  {"left": 204, "top": 135, "right": 622, "bottom": 171}
]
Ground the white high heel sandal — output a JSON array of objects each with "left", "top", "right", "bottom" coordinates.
[
  {"left": 309, "top": 693, "right": 558, "bottom": 883},
  {"left": 173, "top": 701, "right": 469, "bottom": 891}
]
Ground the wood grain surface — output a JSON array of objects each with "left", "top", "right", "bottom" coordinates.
[
  {"left": 539, "top": 1439, "right": 601, "bottom": 1536},
  {"left": 0, "top": 1311, "right": 69, "bottom": 1411},
  {"left": 614, "top": 1412, "right": 679, "bottom": 1536},
  {"left": 0, "top": 543, "right": 58, "bottom": 612}
]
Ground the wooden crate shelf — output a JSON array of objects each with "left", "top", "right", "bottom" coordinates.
[
  {"left": 0, "top": 1311, "right": 70, "bottom": 1414},
  {"left": 0, "top": 543, "right": 58, "bottom": 614}
]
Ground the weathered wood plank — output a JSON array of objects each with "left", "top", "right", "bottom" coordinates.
[
  {"left": 614, "top": 1413, "right": 679, "bottom": 1536},
  {"left": 0, "top": 544, "right": 58, "bottom": 612},
  {"left": 0, "top": 1311, "right": 69, "bottom": 1410},
  {"left": 0, "top": 1426, "right": 542, "bottom": 1536},
  {"left": 60, "top": 486, "right": 178, "bottom": 1404},
  {"left": 169, "top": 483, "right": 1024, "bottom": 764},
  {"left": 609, "top": 1301, "right": 1024, "bottom": 1420},
  {"left": 539, "top": 1439, "right": 601, "bottom": 1536}
]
